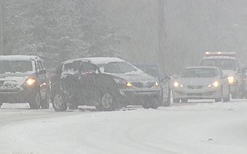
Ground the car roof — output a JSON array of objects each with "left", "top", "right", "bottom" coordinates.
[
  {"left": 184, "top": 66, "right": 219, "bottom": 69},
  {"left": 62, "top": 57, "right": 125, "bottom": 65},
  {"left": 0, "top": 55, "right": 42, "bottom": 61}
]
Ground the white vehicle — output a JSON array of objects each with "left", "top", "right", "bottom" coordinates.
[
  {"left": 0, "top": 55, "right": 50, "bottom": 109},
  {"left": 171, "top": 66, "right": 230, "bottom": 103},
  {"left": 199, "top": 51, "right": 244, "bottom": 98}
]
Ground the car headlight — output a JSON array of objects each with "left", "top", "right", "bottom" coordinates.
[
  {"left": 155, "top": 81, "right": 159, "bottom": 86},
  {"left": 113, "top": 78, "right": 132, "bottom": 87},
  {"left": 173, "top": 81, "right": 183, "bottom": 88},
  {"left": 208, "top": 81, "right": 219, "bottom": 88},
  {"left": 25, "top": 77, "right": 36, "bottom": 86},
  {"left": 227, "top": 76, "right": 234, "bottom": 84}
]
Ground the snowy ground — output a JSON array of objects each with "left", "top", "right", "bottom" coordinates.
[{"left": 0, "top": 99, "right": 247, "bottom": 154}]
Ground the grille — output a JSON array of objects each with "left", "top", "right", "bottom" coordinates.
[
  {"left": 187, "top": 85, "right": 203, "bottom": 89},
  {"left": 132, "top": 82, "right": 155, "bottom": 88},
  {"left": 132, "top": 82, "right": 143, "bottom": 88}
]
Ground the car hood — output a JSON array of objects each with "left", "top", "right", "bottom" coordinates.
[
  {"left": 109, "top": 72, "right": 157, "bottom": 82},
  {"left": 176, "top": 77, "right": 219, "bottom": 86},
  {"left": 222, "top": 70, "right": 236, "bottom": 76},
  {"left": 0, "top": 73, "right": 33, "bottom": 86}
]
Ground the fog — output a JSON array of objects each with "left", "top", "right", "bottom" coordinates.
[{"left": 1, "top": 0, "right": 247, "bottom": 73}]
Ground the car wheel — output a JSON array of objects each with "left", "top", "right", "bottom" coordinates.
[
  {"left": 164, "top": 90, "right": 171, "bottom": 107},
  {"left": 96, "top": 92, "right": 115, "bottom": 111},
  {"left": 142, "top": 102, "right": 150, "bottom": 109},
  {"left": 150, "top": 97, "right": 159, "bottom": 109},
  {"left": 40, "top": 94, "right": 50, "bottom": 109},
  {"left": 231, "top": 83, "right": 240, "bottom": 99},
  {"left": 215, "top": 98, "right": 222, "bottom": 102},
  {"left": 52, "top": 91, "right": 67, "bottom": 111},
  {"left": 29, "top": 92, "right": 41, "bottom": 109},
  {"left": 223, "top": 91, "right": 230, "bottom": 102},
  {"left": 181, "top": 98, "right": 188, "bottom": 103},
  {"left": 173, "top": 98, "right": 180, "bottom": 103}
]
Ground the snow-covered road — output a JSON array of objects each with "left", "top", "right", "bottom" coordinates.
[{"left": 0, "top": 100, "right": 247, "bottom": 154}]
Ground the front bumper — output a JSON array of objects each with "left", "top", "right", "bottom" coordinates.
[
  {"left": 0, "top": 87, "right": 36, "bottom": 103},
  {"left": 172, "top": 86, "right": 221, "bottom": 99},
  {"left": 117, "top": 87, "right": 162, "bottom": 105}
]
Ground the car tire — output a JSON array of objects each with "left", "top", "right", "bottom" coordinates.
[
  {"left": 181, "top": 98, "right": 188, "bottom": 103},
  {"left": 150, "top": 97, "right": 159, "bottom": 109},
  {"left": 215, "top": 98, "right": 222, "bottom": 102},
  {"left": 52, "top": 91, "right": 67, "bottom": 111},
  {"left": 142, "top": 101, "right": 150, "bottom": 109},
  {"left": 223, "top": 91, "right": 230, "bottom": 102},
  {"left": 40, "top": 94, "right": 50, "bottom": 109},
  {"left": 96, "top": 91, "right": 115, "bottom": 111},
  {"left": 164, "top": 89, "right": 171, "bottom": 107},
  {"left": 173, "top": 98, "right": 180, "bottom": 103},
  {"left": 29, "top": 92, "right": 41, "bottom": 109}
]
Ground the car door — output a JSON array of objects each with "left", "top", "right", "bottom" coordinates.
[
  {"left": 219, "top": 69, "right": 230, "bottom": 97},
  {"left": 158, "top": 66, "right": 169, "bottom": 101},
  {"left": 77, "top": 61, "right": 100, "bottom": 105},
  {"left": 36, "top": 60, "right": 49, "bottom": 100}
]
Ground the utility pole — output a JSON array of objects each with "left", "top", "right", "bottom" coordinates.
[
  {"left": 157, "top": 0, "right": 165, "bottom": 69},
  {"left": 0, "top": 0, "right": 3, "bottom": 55}
]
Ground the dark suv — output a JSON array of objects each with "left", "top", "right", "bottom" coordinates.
[
  {"left": 134, "top": 63, "right": 171, "bottom": 106},
  {"left": 0, "top": 55, "right": 50, "bottom": 109},
  {"left": 51, "top": 57, "right": 162, "bottom": 111}
]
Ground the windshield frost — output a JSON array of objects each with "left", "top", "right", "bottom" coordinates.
[
  {"left": 0, "top": 61, "right": 33, "bottom": 73},
  {"left": 200, "top": 59, "right": 236, "bottom": 71},
  {"left": 180, "top": 68, "right": 218, "bottom": 78},
  {"left": 100, "top": 62, "right": 138, "bottom": 74}
]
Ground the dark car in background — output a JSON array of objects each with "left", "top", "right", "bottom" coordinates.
[
  {"left": 134, "top": 63, "right": 171, "bottom": 106},
  {"left": 51, "top": 57, "right": 162, "bottom": 111},
  {"left": 0, "top": 55, "right": 50, "bottom": 109}
]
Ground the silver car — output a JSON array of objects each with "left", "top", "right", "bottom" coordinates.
[{"left": 171, "top": 66, "right": 230, "bottom": 103}]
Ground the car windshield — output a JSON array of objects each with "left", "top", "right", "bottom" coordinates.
[
  {"left": 0, "top": 60, "right": 33, "bottom": 73},
  {"left": 100, "top": 62, "right": 138, "bottom": 74},
  {"left": 200, "top": 59, "right": 236, "bottom": 71},
  {"left": 180, "top": 68, "right": 218, "bottom": 78},
  {"left": 135, "top": 65, "right": 159, "bottom": 77}
]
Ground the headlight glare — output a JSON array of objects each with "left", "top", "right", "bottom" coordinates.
[
  {"left": 208, "top": 81, "right": 219, "bottom": 88},
  {"left": 126, "top": 82, "right": 132, "bottom": 87},
  {"left": 227, "top": 76, "right": 234, "bottom": 84},
  {"left": 173, "top": 81, "right": 183, "bottom": 88},
  {"left": 155, "top": 81, "right": 159, "bottom": 86},
  {"left": 26, "top": 78, "right": 36, "bottom": 86}
]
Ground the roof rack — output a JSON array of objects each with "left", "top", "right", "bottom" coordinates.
[{"left": 204, "top": 51, "right": 237, "bottom": 57}]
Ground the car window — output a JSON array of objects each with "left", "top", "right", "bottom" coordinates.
[
  {"left": 0, "top": 60, "right": 33, "bottom": 73},
  {"left": 200, "top": 59, "right": 236, "bottom": 71},
  {"left": 103, "top": 62, "right": 138, "bottom": 74},
  {"left": 180, "top": 68, "right": 218, "bottom": 78},
  {"left": 80, "top": 62, "right": 97, "bottom": 74},
  {"left": 37, "top": 60, "right": 44, "bottom": 70}
]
